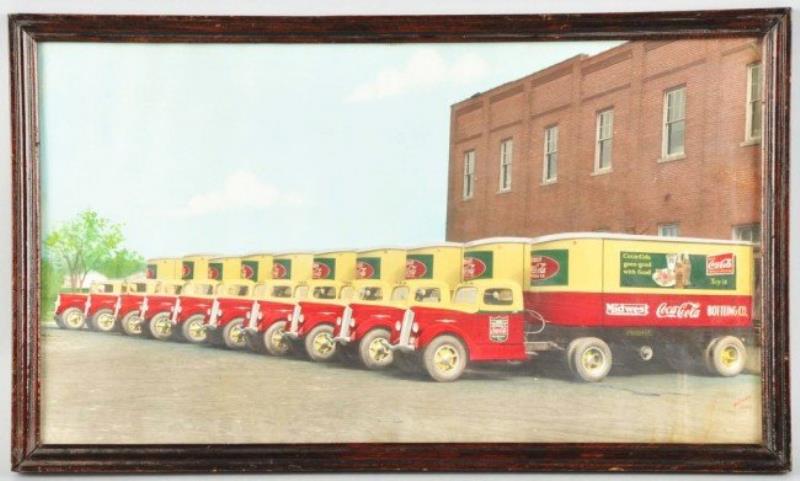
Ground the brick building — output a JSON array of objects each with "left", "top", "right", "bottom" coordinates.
[{"left": 445, "top": 39, "right": 762, "bottom": 244}]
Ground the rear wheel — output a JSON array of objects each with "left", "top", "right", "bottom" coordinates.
[
  {"left": 707, "top": 336, "right": 747, "bottom": 377},
  {"left": 149, "top": 312, "right": 173, "bottom": 341},
  {"left": 423, "top": 335, "right": 467, "bottom": 382},
  {"left": 90, "top": 308, "right": 117, "bottom": 332},
  {"left": 222, "top": 318, "right": 247, "bottom": 349},
  {"left": 359, "top": 328, "right": 394, "bottom": 369},
  {"left": 120, "top": 312, "right": 143, "bottom": 336},
  {"left": 264, "top": 321, "right": 291, "bottom": 356},
  {"left": 60, "top": 307, "right": 86, "bottom": 330},
  {"left": 181, "top": 314, "right": 207, "bottom": 344},
  {"left": 569, "top": 337, "right": 612, "bottom": 382},
  {"left": 305, "top": 324, "right": 337, "bottom": 362}
]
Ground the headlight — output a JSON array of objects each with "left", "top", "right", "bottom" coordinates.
[
  {"left": 218, "top": 309, "right": 223, "bottom": 316},
  {"left": 206, "top": 309, "right": 210, "bottom": 315},
  {"left": 395, "top": 321, "right": 401, "bottom": 331},
  {"left": 350, "top": 319, "right": 356, "bottom": 327},
  {"left": 412, "top": 322, "right": 419, "bottom": 333},
  {"left": 336, "top": 318, "right": 341, "bottom": 326}
]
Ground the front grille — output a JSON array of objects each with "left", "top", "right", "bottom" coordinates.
[
  {"left": 338, "top": 305, "right": 353, "bottom": 340},
  {"left": 288, "top": 304, "right": 302, "bottom": 333},
  {"left": 246, "top": 301, "right": 260, "bottom": 329},
  {"left": 208, "top": 299, "right": 220, "bottom": 327},
  {"left": 170, "top": 298, "right": 181, "bottom": 324},
  {"left": 397, "top": 309, "right": 415, "bottom": 349}
]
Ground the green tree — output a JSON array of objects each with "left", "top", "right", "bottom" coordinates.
[
  {"left": 44, "top": 210, "right": 124, "bottom": 289},
  {"left": 40, "top": 256, "right": 63, "bottom": 321},
  {"left": 97, "top": 248, "right": 146, "bottom": 278}
]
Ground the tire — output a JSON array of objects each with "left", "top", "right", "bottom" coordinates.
[
  {"left": 358, "top": 328, "right": 394, "bottom": 369},
  {"left": 708, "top": 336, "right": 747, "bottom": 377},
  {"left": 54, "top": 314, "right": 66, "bottom": 329},
  {"left": 570, "top": 337, "right": 613, "bottom": 382},
  {"left": 222, "top": 318, "right": 247, "bottom": 349},
  {"left": 423, "top": 335, "right": 468, "bottom": 382},
  {"left": 305, "top": 324, "right": 337, "bottom": 362},
  {"left": 90, "top": 308, "right": 117, "bottom": 332},
  {"left": 120, "top": 312, "right": 143, "bottom": 336},
  {"left": 181, "top": 314, "right": 208, "bottom": 344},
  {"left": 565, "top": 339, "right": 581, "bottom": 374},
  {"left": 704, "top": 337, "right": 719, "bottom": 374},
  {"left": 148, "top": 312, "right": 174, "bottom": 341},
  {"left": 60, "top": 307, "right": 86, "bottom": 330},
  {"left": 263, "top": 321, "right": 292, "bottom": 356}
]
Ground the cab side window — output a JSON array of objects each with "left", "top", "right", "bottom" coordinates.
[
  {"left": 483, "top": 288, "right": 514, "bottom": 306},
  {"left": 415, "top": 288, "right": 442, "bottom": 303},
  {"left": 453, "top": 287, "right": 478, "bottom": 305}
]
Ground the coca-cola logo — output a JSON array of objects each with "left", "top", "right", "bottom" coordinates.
[
  {"left": 530, "top": 256, "right": 560, "bottom": 281},
  {"left": 313, "top": 262, "right": 332, "bottom": 279},
  {"left": 208, "top": 266, "right": 221, "bottom": 280},
  {"left": 656, "top": 302, "right": 701, "bottom": 319},
  {"left": 463, "top": 257, "right": 487, "bottom": 280},
  {"left": 357, "top": 261, "right": 375, "bottom": 279},
  {"left": 405, "top": 259, "right": 428, "bottom": 279},
  {"left": 707, "top": 253, "right": 735, "bottom": 276},
  {"left": 272, "top": 263, "right": 288, "bottom": 279},
  {"left": 241, "top": 264, "right": 255, "bottom": 280}
]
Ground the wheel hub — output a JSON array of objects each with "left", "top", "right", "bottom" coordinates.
[
  {"left": 187, "top": 320, "right": 206, "bottom": 341},
  {"left": 313, "top": 332, "right": 334, "bottom": 355},
  {"left": 721, "top": 345, "right": 739, "bottom": 367},
  {"left": 433, "top": 345, "right": 458, "bottom": 372},
  {"left": 65, "top": 311, "right": 83, "bottom": 328},
  {"left": 581, "top": 347, "right": 605, "bottom": 372},
  {"left": 98, "top": 313, "right": 114, "bottom": 329},
  {"left": 368, "top": 338, "right": 391, "bottom": 362},
  {"left": 270, "top": 328, "right": 287, "bottom": 350}
]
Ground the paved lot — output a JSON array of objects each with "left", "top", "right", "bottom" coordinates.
[{"left": 40, "top": 327, "right": 762, "bottom": 444}]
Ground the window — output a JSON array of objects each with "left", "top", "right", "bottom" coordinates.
[
  {"left": 662, "top": 87, "right": 686, "bottom": 158},
  {"left": 746, "top": 64, "right": 763, "bottom": 141},
  {"left": 414, "top": 288, "right": 442, "bottom": 303},
  {"left": 358, "top": 286, "right": 383, "bottom": 301},
  {"left": 253, "top": 284, "right": 270, "bottom": 298},
  {"left": 340, "top": 286, "right": 355, "bottom": 300},
  {"left": 595, "top": 109, "right": 613, "bottom": 171},
  {"left": 463, "top": 150, "right": 476, "bottom": 199},
  {"left": 391, "top": 286, "right": 409, "bottom": 301},
  {"left": 313, "top": 286, "right": 337, "bottom": 300},
  {"left": 499, "top": 139, "right": 513, "bottom": 192},
  {"left": 658, "top": 223, "right": 680, "bottom": 237},
  {"left": 733, "top": 223, "right": 761, "bottom": 243},
  {"left": 294, "top": 286, "right": 309, "bottom": 299},
  {"left": 272, "top": 286, "right": 291, "bottom": 298},
  {"left": 453, "top": 286, "right": 478, "bottom": 304},
  {"left": 543, "top": 126, "right": 558, "bottom": 182},
  {"left": 483, "top": 288, "right": 514, "bottom": 306}
]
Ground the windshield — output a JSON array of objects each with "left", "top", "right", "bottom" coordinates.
[
  {"left": 128, "top": 283, "right": 148, "bottom": 293},
  {"left": 483, "top": 288, "right": 514, "bottom": 306},
  {"left": 358, "top": 286, "right": 383, "bottom": 301},
  {"left": 184, "top": 283, "right": 213, "bottom": 296},
  {"left": 272, "top": 286, "right": 292, "bottom": 298},
  {"left": 216, "top": 284, "right": 250, "bottom": 297},
  {"left": 312, "top": 286, "right": 337, "bottom": 300},
  {"left": 453, "top": 286, "right": 478, "bottom": 305},
  {"left": 414, "top": 287, "right": 442, "bottom": 304},
  {"left": 391, "top": 286, "right": 409, "bottom": 301},
  {"left": 91, "top": 283, "right": 115, "bottom": 293},
  {"left": 253, "top": 284, "right": 270, "bottom": 298},
  {"left": 158, "top": 283, "right": 182, "bottom": 295},
  {"left": 294, "top": 286, "right": 309, "bottom": 299}
]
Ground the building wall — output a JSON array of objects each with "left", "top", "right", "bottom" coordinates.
[{"left": 446, "top": 39, "right": 762, "bottom": 242}]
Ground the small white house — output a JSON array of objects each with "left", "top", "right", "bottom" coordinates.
[{"left": 62, "top": 270, "right": 107, "bottom": 289}]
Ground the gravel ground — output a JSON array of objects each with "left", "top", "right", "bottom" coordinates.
[{"left": 40, "top": 326, "right": 762, "bottom": 445}]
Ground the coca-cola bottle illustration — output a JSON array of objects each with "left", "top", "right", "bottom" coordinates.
[{"left": 675, "top": 253, "right": 692, "bottom": 288}]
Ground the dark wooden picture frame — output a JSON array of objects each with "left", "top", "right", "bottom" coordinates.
[{"left": 9, "top": 9, "right": 791, "bottom": 473}]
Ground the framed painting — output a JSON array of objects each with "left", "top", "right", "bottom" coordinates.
[{"left": 9, "top": 9, "right": 790, "bottom": 473}]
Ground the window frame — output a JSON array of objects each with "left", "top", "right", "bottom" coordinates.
[
  {"left": 732, "top": 223, "right": 761, "bottom": 243},
  {"left": 594, "top": 109, "right": 614, "bottom": 173},
  {"left": 658, "top": 223, "right": 680, "bottom": 237},
  {"left": 542, "top": 125, "right": 558, "bottom": 183},
  {"left": 498, "top": 138, "right": 513, "bottom": 192},
  {"left": 462, "top": 150, "right": 476, "bottom": 200},
  {"left": 745, "top": 63, "right": 763, "bottom": 143},
  {"left": 661, "top": 86, "right": 687, "bottom": 159}
]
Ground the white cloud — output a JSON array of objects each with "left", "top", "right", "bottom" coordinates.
[
  {"left": 345, "top": 48, "right": 489, "bottom": 103},
  {"left": 166, "top": 170, "right": 304, "bottom": 217}
]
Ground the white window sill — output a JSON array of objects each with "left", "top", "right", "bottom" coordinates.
[
  {"left": 541, "top": 178, "right": 557, "bottom": 186},
  {"left": 462, "top": 196, "right": 474, "bottom": 202},
  {"left": 657, "top": 153, "right": 686, "bottom": 163},
  {"left": 496, "top": 188, "right": 512, "bottom": 195},
  {"left": 740, "top": 138, "right": 761, "bottom": 147},
  {"left": 591, "top": 168, "right": 612, "bottom": 176}
]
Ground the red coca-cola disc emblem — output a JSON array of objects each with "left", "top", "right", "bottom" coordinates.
[
  {"left": 182, "top": 264, "right": 192, "bottom": 277},
  {"left": 530, "top": 256, "right": 560, "bottom": 281},
  {"left": 241, "top": 265, "right": 254, "bottom": 279},
  {"left": 313, "top": 262, "right": 331, "bottom": 279},
  {"left": 405, "top": 259, "right": 427, "bottom": 279},
  {"left": 272, "top": 263, "right": 288, "bottom": 279},
  {"left": 463, "top": 257, "right": 486, "bottom": 280},
  {"left": 357, "top": 261, "right": 375, "bottom": 279},
  {"left": 208, "top": 267, "right": 220, "bottom": 280},
  {"left": 146, "top": 267, "right": 156, "bottom": 279}
]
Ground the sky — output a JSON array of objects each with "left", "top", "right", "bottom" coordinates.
[{"left": 39, "top": 40, "right": 622, "bottom": 258}]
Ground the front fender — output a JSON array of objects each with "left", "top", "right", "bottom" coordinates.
[
  {"left": 178, "top": 307, "right": 209, "bottom": 324},
  {"left": 417, "top": 322, "right": 472, "bottom": 357},
  {"left": 353, "top": 317, "right": 396, "bottom": 341}
]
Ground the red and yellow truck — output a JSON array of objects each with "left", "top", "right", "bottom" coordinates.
[
  {"left": 243, "top": 253, "right": 313, "bottom": 355},
  {"left": 140, "top": 254, "right": 219, "bottom": 342},
  {"left": 204, "top": 254, "right": 273, "bottom": 349},
  {"left": 333, "top": 244, "right": 462, "bottom": 369},
  {"left": 116, "top": 258, "right": 182, "bottom": 336},
  {"left": 283, "top": 250, "right": 358, "bottom": 361},
  {"left": 391, "top": 234, "right": 755, "bottom": 383}
]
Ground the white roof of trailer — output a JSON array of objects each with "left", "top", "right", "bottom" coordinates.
[
  {"left": 406, "top": 242, "right": 464, "bottom": 250},
  {"left": 241, "top": 252, "right": 273, "bottom": 258},
  {"left": 464, "top": 237, "right": 534, "bottom": 247},
  {"left": 530, "top": 232, "right": 755, "bottom": 246},
  {"left": 314, "top": 250, "right": 357, "bottom": 256},
  {"left": 356, "top": 247, "right": 407, "bottom": 254},
  {"left": 272, "top": 252, "right": 313, "bottom": 257}
]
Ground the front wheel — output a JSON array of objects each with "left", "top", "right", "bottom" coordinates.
[
  {"left": 263, "top": 321, "right": 291, "bottom": 356},
  {"left": 120, "top": 312, "right": 143, "bottom": 336},
  {"left": 181, "top": 314, "right": 207, "bottom": 344},
  {"left": 358, "top": 328, "right": 394, "bottom": 369},
  {"left": 423, "top": 335, "right": 467, "bottom": 382},
  {"left": 707, "top": 336, "right": 747, "bottom": 377},
  {"left": 149, "top": 312, "right": 174, "bottom": 341},
  {"left": 568, "top": 337, "right": 613, "bottom": 382},
  {"left": 59, "top": 307, "right": 86, "bottom": 330},
  {"left": 90, "top": 308, "right": 117, "bottom": 332},
  {"left": 305, "top": 324, "right": 337, "bottom": 362},
  {"left": 222, "top": 318, "right": 247, "bottom": 349}
]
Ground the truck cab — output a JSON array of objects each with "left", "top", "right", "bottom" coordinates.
[
  {"left": 285, "top": 279, "right": 356, "bottom": 361},
  {"left": 84, "top": 281, "right": 126, "bottom": 332}
]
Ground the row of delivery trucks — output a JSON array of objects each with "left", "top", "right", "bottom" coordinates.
[{"left": 53, "top": 233, "right": 756, "bottom": 382}]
